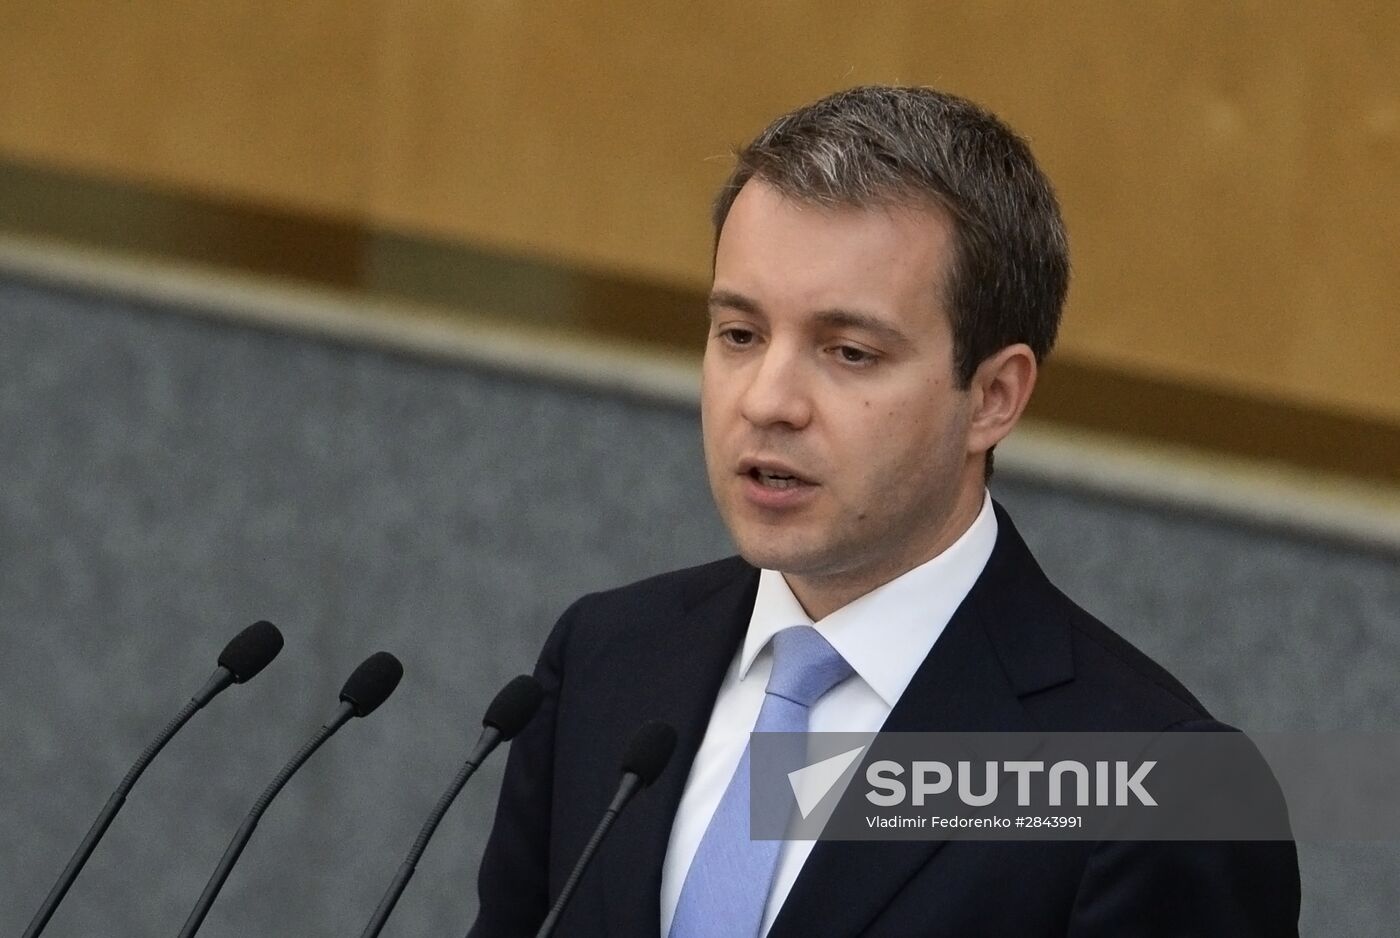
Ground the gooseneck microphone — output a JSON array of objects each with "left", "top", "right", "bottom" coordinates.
[
  {"left": 535, "top": 720, "right": 678, "bottom": 938},
  {"left": 23, "top": 621, "right": 284, "bottom": 938},
  {"left": 177, "top": 651, "right": 403, "bottom": 938},
  {"left": 358, "top": 674, "right": 545, "bottom": 938}
]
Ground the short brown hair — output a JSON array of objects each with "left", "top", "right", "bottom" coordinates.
[{"left": 713, "top": 85, "right": 1069, "bottom": 389}]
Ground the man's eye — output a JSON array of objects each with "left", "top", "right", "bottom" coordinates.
[
  {"left": 834, "top": 345, "right": 876, "bottom": 365},
  {"left": 719, "top": 328, "right": 756, "bottom": 346}
]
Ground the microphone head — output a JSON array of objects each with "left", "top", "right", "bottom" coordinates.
[
  {"left": 621, "top": 721, "right": 677, "bottom": 787},
  {"left": 483, "top": 675, "right": 545, "bottom": 740},
  {"left": 217, "top": 620, "right": 285, "bottom": 683},
  {"left": 339, "top": 652, "right": 404, "bottom": 717}
]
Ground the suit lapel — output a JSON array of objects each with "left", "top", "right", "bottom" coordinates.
[
  {"left": 600, "top": 560, "right": 759, "bottom": 938},
  {"left": 769, "top": 504, "right": 1075, "bottom": 938}
]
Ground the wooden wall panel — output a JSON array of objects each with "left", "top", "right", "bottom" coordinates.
[
  {"left": 0, "top": 2, "right": 1396, "bottom": 425},
  {"left": 369, "top": 3, "right": 904, "bottom": 280},
  {"left": 0, "top": 1, "right": 374, "bottom": 216}
]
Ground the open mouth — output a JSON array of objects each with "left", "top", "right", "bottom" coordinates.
[{"left": 747, "top": 466, "right": 810, "bottom": 490}]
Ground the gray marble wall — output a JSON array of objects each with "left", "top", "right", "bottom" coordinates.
[{"left": 2, "top": 276, "right": 1395, "bottom": 935}]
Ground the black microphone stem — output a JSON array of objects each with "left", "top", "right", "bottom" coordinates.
[
  {"left": 359, "top": 727, "right": 503, "bottom": 938},
  {"left": 177, "top": 700, "right": 355, "bottom": 938},
  {"left": 535, "top": 773, "right": 643, "bottom": 938},
  {"left": 23, "top": 667, "right": 235, "bottom": 938}
]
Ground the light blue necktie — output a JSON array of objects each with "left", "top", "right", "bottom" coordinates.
[{"left": 669, "top": 625, "right": 854, "bottom": 938}]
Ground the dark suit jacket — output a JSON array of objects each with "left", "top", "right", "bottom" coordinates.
[{"left": 470, "top": 503, "right": 1300, "bottom": 937}]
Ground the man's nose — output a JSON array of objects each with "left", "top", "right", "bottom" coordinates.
[{"left": 738, "top": 345, "right": 813, "bottom": 430}]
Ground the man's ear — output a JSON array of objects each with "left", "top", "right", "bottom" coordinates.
[{"left": 967, "top": 343, "right": 1038, "bottom": 458}]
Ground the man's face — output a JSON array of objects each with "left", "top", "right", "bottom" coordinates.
[{"left": 702, "top": 179, "right": 982, "bottom": 610}]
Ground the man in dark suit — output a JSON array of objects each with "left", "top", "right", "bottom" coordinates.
[{"left": 470, "top": 86, "right": 1299, "bottom": 937}]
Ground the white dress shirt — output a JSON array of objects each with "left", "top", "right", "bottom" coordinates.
[{"left": 659, "top": 492, "right": 998, "bottom": 937}]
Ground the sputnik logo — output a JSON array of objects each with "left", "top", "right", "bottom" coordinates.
[{"left": 787, "top": 745, "right": 868, "bottom": 819}]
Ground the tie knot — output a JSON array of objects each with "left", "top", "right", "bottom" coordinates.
[{"left": 765, "top": 626, "right": 853, "bottom": 708}]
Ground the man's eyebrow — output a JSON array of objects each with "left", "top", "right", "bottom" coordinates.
[
  {"left": 813, "top": 308, "right": 913, "bottom": 350},
  {"left": 707, "top": 292, "right": 914, "bottom": 350},
  {"left": 707, "top": 290, "right": 762, "bottom": 317}
]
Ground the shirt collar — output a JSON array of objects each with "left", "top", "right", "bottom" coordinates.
[{"left": 739, "top": 490, "right": 998, "bottom": 707}]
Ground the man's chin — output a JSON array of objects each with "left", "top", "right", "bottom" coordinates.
[
  {"left": 722, "top": 510, "right": 853, "bottom": 575},
  {"left": 732, "top": 537, "right": 838, "bottom": 578}
]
